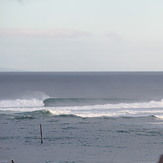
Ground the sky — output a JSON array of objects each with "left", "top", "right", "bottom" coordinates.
[{"left": 0, "top": 0, "right": 163, "bottom": 71}]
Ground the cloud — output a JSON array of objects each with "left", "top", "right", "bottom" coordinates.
[
  {"left": 105, "top": 33, "right": 122, "bottom": 39},
  {"left": 0, "top": 28, "right": 92, "bottom": 38},
  {"left": 101, "top": 32, "right": 123, "bottom": 42}
]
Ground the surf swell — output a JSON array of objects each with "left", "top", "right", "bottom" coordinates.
[
  {"left": 1, "top": 97, "right": 163, "bottom": 118},
  {"left": 1, "top": 97, "right": 163, "bottom": 109}
]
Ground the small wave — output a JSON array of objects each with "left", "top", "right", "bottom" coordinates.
[
  {"left": 14, "top": 110, "right": 52, "bottom": 120},
  {"left": 1, "top": 108, "right": 163, "bottom": 119}
]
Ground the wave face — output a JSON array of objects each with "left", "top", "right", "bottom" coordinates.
[
  {"left": 43, "top": 97, "right": 163, "bottom": 108},
  {"left": 43, "top": 98, "right": 129, "bottom": 107}
]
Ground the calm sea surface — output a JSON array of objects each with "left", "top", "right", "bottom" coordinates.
[{"left": 0, "top": 72, "right": 163, "bottom": 101}]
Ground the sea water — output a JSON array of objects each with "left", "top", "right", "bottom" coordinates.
[{"left": 0, "top": 72, "right": 163, "bottom": 163}]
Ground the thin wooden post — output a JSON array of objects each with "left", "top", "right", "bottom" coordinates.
[{"left": 40, "top": 124, "right": 43, "bottom": 144}]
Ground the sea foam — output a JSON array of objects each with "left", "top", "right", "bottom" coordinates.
[{"left": 0, "top": 99, "right": 44, "bottom": 108}]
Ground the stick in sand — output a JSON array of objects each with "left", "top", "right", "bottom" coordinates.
[{"left": 40, "top": 124, "right": 43, "bottom": 144}]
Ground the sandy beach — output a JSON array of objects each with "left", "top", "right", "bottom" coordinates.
[{"left": 1, "top": 114, "right": 163, "bottom": 163}]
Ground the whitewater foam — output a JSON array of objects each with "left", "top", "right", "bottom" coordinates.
[
  {"left": 0, "top": 99, "right": 44, "bottom": 108},
  {"left": 0, "top": 91, "right": 49, "bottom": 109}
]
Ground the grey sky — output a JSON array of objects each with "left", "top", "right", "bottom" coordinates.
[{"left": 0, "top": 0, "right": 163, "bottom": 71}]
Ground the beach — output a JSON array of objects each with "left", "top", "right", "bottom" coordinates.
[{"left": 1, "top": 113, "right": 163, "bottom": 163}]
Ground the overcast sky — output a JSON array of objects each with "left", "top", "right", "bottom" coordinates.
[{"left": 0, "top": 0, "right": 163, "bottom": 71}]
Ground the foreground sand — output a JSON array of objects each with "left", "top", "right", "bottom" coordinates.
[{"left": 0, "top": 115, "right": 163, "bottom": 163}]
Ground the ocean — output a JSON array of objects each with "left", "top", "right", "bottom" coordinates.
[{"left": 0, "top": 72, "right": 163, "bottom": 163}]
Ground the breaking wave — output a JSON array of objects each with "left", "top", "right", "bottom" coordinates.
[
  {"left": 1, "top": 97, "right": 163, "bottom": 118},
  {"left": 0, "top": 91, "right": 48, "bottom": 108},
  {"left": 1, "top": 97, "right": 163, "bottom": 109},
  {"left": 0, "top": 98, "right": 44, "bottom": 108}
]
